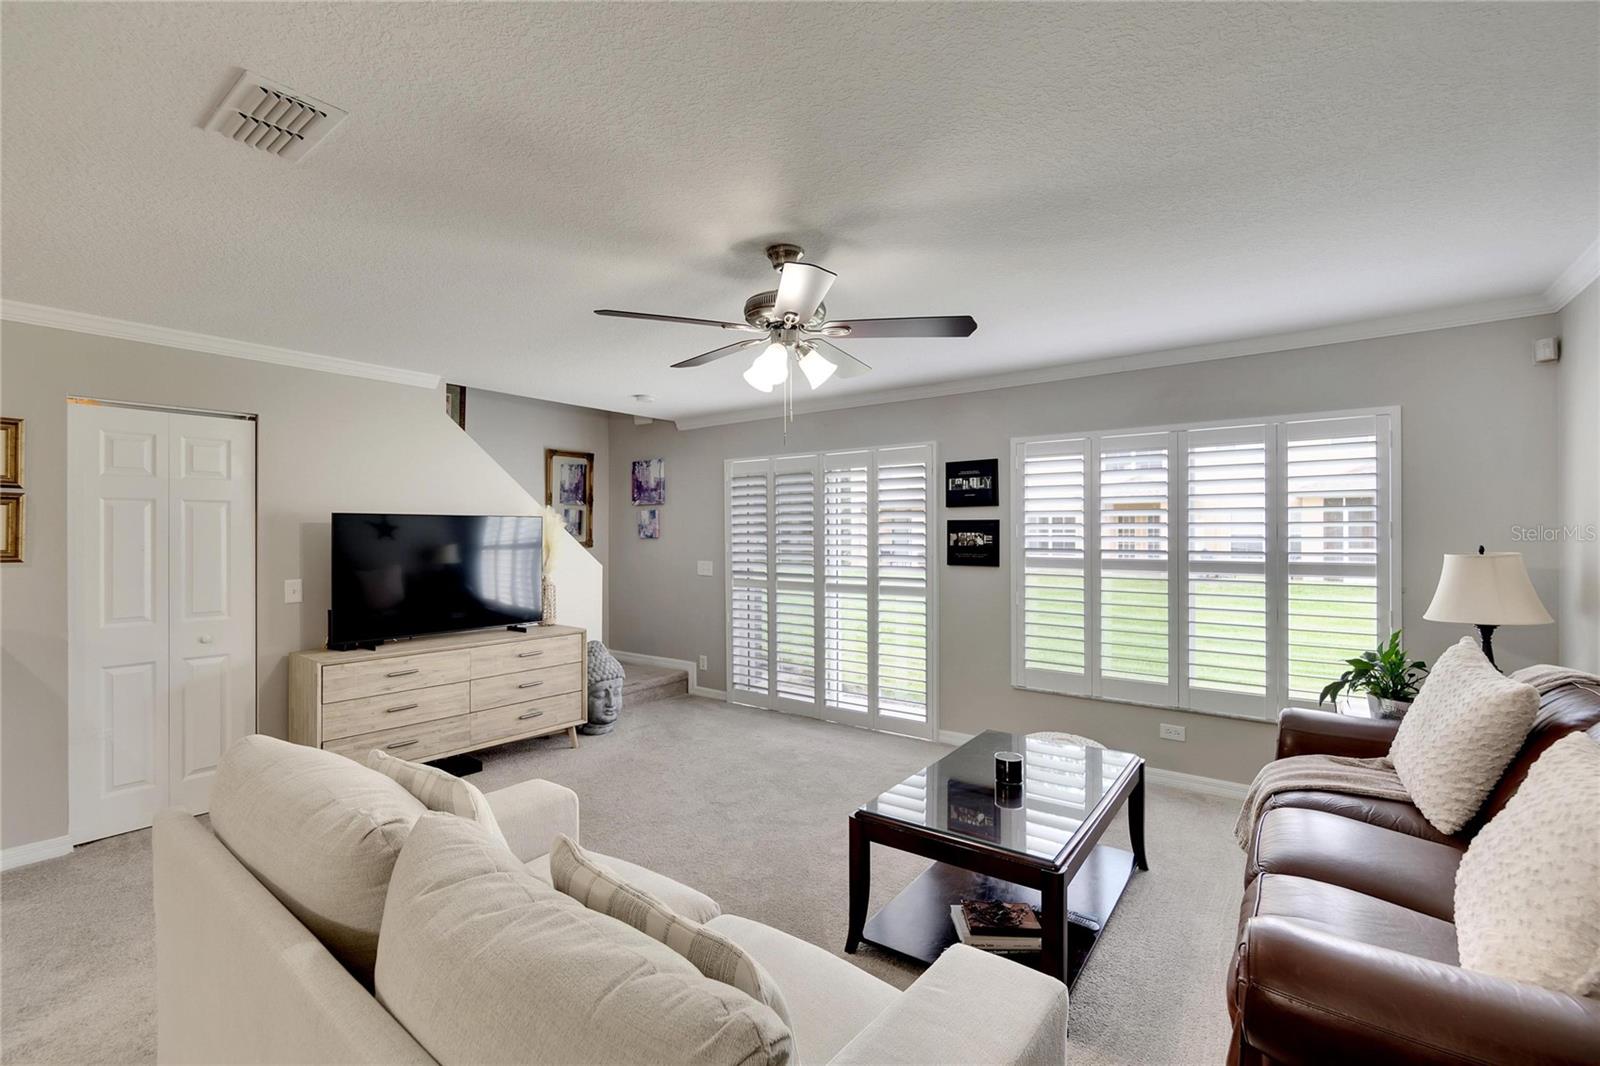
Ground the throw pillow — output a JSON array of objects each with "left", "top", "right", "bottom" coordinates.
[
  {"left": 1388, "top": 637, "right": 1538, "bottom": 834},
  {"left": 378, "top": 814, "right": 792, "bottom": 1066},
  {"left": 1454, "top": 733, "right": 1600, "bottom": 996},
  {"left": 548, "top": 834, "right": 793, "bottom": 1029},
  {"left": 365, "top": 748, "right": 504, "bottom": 843}
]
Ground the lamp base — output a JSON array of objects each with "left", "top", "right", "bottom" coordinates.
[{"left": 1476, "top": 624, "right": 1499, "bottom": 670}]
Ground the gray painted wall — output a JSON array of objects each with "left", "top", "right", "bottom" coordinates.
[
  {"left": 605, "top": 314, "right": 1564, "bottom": 784},
  {"left": 0, "top": 321, "right": 603, "bottom": 850},
  {"left": 464, "top": 387, "right": 611, "bottom": 633},
  {"left": 1557, "top": 279, "right": 1600, "bottom": 670}
]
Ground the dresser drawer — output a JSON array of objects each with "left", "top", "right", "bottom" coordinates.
[
  {"left": 322, "top": 649, "right": 472, "bottom": 703},
  {"left": 470, "top": 661, "right": 583, "bottom": 712},
  {"left": 322, "top": 714, "right": 471, "bottom": 763},
  {"left": 322, "top": 682, "right": 469, "bottom": 742},
  {"left": 470, "top": 634, "right": 583, "bottom": 678},
  {"left": 470, "top": 691, "right": 583, "bottom": 745}
]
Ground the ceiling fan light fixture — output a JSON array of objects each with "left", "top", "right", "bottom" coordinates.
[
  {"left": 744, "top": 340, "right": 790, "bottom": 392},
  {"left": 797, "top": 345, "right": 837, "bottom": 389}
]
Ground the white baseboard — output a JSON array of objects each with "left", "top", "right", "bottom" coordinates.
[
  {"left": 1, "top": 834, "right": 73, "bottom": 872},
  {"left": 611, "top": 651, "right": 725, "bottom": 700},
  {"left": 938, "top": 729, "right": 1247, "bottom": 798}
]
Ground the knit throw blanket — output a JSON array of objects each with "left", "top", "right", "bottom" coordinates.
[
  {"left": 1233, "top": 754, "right": 1408, "bottom": 850},
  {"left": 1510, "top": 664, "right": 1600, "bottom": 696}
]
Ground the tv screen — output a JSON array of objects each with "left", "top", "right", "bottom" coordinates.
[{"left": 329, "top": 513, "right": 543, "bottom": 646}]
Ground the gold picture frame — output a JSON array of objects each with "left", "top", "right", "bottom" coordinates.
[
  {"left": 544, "top": 448, "right": 595, "bottom": 548},
  {"left": 1, "top": 417, "right": 22, "bottom": 490},
  {"left": 1, "top": 494, "right": 23, "bottom": 563}
]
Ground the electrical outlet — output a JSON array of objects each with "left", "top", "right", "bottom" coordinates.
[
  {"left": 696, "top": 560, "right": 714, "bottom": 577},
  {"left": 283, "top": 578, "right": 302, "bottom": 604},
  {"left": 698, "top": 654, "right": 709, "bottom": 671},
  {"left": 1159, "top": 722, "right": 1186, "bottom": 742}
]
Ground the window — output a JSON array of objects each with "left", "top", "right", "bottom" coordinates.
[
  {"left": 728, "top": 444, "right": 935, "bottom": 738},
  {"left": 1013, "top": 411, "right": 1397, "bottom": 719}
]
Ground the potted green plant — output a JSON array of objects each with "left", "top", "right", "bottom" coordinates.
[{"left": 1318, "top": 630, "right": 1429, "bottom": 719}]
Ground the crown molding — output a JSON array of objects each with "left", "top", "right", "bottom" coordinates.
[
  {"left": 0, "top": 301, "right": 442, "bottom": 390},
  {"left": 672, "top": 291, "right": 1555, "bottom": 430},
  {"left": 1545, "top": 238, "right": 1599, "bottom": 311}
]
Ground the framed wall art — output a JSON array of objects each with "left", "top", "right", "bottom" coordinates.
[
  {"left": 947, "top": 519, "right": 1000, "bottom": 567},
  {"left": 637, "top": 507, "right": 661, "bottom": 540},
  {"left": 945, "top": 458, "right": 996, "bottom": 508},
  {"left": 545, "top": 448, "right": 595, "bottom": 547},
  {"left": 1, "top": 417, "right": 22, "bottom": 489},
  {"left": 1, "top": 494, "right": 23, "bottom": 563},
  {"left": 631, "top": 458, "right": 665, "bottom": 505}
]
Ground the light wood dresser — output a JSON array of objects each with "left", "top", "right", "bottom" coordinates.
[{"left": 288, "top": 625, "right": 588, "bottom": 762}]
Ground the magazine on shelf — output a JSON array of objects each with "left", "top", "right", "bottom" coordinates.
[{"left": 949, "top": 905, "right": 1041, "bottom": 953}]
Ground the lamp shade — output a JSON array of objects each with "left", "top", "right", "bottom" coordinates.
[{"left": 1423, "top": 552, "right": 1552, "bottom": 626}]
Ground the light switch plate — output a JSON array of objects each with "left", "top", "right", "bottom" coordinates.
[
  {"left": 1159, "top": 723, "right": 1185, "bottom": 742},
  {"left": 696, "top": 560, "right": 714, "bottom": 576},
  {"left": 284, "top": 578, "right": 303, "bottom": 604},
  {"left": 698, "top": 654, "right": 709, "bottom": 671}
]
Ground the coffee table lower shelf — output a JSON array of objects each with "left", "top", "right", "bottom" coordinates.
[{"left": 859, "top": 845, "right": 1136, "bottom": 988}]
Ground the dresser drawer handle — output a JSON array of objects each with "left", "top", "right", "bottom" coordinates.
[
  {"left": 517, "top": 680, "right": 544, "bottom": 690},
  {"left": 385, "top": 739, "right": 419, "bottom": 751},
  {"left": 517, "top": 650, "right": 545, "bottom": 659},
  {"left": 385, "top": 668, "right": 420, "bottom": 678},
  {"left": 385, "top": 702, "right": 419, "bottom": 714},
  {"left": 517, "top": 710, "right": 544, "bottom": 721}
]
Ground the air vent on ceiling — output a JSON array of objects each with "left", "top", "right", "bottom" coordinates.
[{"left": 204, "top": 71, "right": 347, "bottom": 162}]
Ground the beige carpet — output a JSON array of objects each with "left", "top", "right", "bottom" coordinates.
[{"left": 1, "top": 695, "right": 1242, "bottom": 1065}]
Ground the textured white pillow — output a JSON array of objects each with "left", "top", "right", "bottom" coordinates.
[
  {"left": 1454, "top": 733, "right": 1600, "bottom": 996},
  {"left": 209, "top": 735, "right": 424, "bottom": 984},
  {"left": 365, "top": 748, "right": 504, "bottom": 843},
  {"left": 377, "top": 814, "right": 793, "bottom": 1065},
  {"left": 548, "top": 834, "right": 793, "bottom": 1030},
  {"left": 1388, "top": 638, "right": 1538, "bottom": 834}
]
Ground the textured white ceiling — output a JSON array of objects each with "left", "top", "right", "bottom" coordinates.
[{"left": 3, "top": 3, "right": 1596, "bottom": 421}]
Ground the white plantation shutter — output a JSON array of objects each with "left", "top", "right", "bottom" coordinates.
[
  {"left": 773, "top": 457, "right": 819, "bottom": 706},
  {"left": 727, "top": 461, "right": 772, "bottom": 701},
  {"left": 1283, "top": 415, "right": 1388, "bottom": 702},
  {"left": 823, "top": 453, "right": 872, "bottom": 719},
  {"left": 875, "top": 446, "right": 932, "bottom": 730},
  {"left": 1097, "top": 433, "right": 1174, "bottom": 699},
  {"left": 1185, "top": 425, "right": 1270, "bottom": 715},
  {"left": 1016, "top": 439, "right": 1089, "bottom": 692}
]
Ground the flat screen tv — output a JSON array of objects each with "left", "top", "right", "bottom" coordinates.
[{"left": 329, "top": 513, "right": 542, "bottom": 649}]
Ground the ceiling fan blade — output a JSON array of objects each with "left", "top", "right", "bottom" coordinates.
[
  {"left": 805, "top": 338, "right": 871, "bottom": 379},
  {"left": 670, "top": 338, "right": 765, "bottom": 369},
  {"left": 817, "top": 315, "right": 977, "bottom": 339},
  {"left": 772, "top": 262, "right": 837, "bottom": 322},
  {"left": 595, "top": 309, "right": 763, "bottom": 332}
]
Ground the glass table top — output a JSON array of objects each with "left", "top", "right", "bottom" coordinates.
[{"left": 858, "top": 730, "right": 1141, "bottom": 864}]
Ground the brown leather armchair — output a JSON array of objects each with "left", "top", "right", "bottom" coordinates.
[{"left": 1229, "top": 684, "right": 1600, "bottom": 1066}]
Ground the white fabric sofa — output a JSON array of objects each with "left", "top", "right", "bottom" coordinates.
[{"left": 154, "top": 737, "right": 1068, "bottom": 1065}]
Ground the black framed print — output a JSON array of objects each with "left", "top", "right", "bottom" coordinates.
[
  {"left": 945, "top": 458, "right": 998, "bottom": 507},
  {"left": 947, "top": 519, "right": 1000, "bottom": 567}
]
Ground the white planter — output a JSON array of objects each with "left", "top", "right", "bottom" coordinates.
[{"left": 1366, "top": 694, "right": 1412, "bottom": 719}]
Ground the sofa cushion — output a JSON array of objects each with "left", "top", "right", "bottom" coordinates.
[
  {"left": 209, "top": 734, "right": 424, "bottom": 984},
  {"left": 377, "top": 814, "right": 793, "bottom": 1066},
  {"left": 1260, "top": 789, "right": 1456, "bottom": 846},
  {"left": 1239, "top": 873, "right": 1459, "bottom": 967},
  {"left": 548, "top": 835, "right": 792, "bottom": 1030},
  {"left": 527, "top": 849, "right": 720, "bottom": 923},
  {"left": 1389, "top": 638, "right": 1538, "bottom": 834},
  {"left": 706, "top": 914, "right": 899, "bottom": 1065},
  {"left": 1250, "top": 807, "right": 1463, "bottom": 921},
  {"left": 1455, "top": 733, "right": 1600, "bottom": 997},
  {"left": 366, "top": 748, "right": 504, "bottom": 842}
]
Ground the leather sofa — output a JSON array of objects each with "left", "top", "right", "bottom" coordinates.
[{"left": 1229, "top": 681, "right": 1600, "bottom": 1066}]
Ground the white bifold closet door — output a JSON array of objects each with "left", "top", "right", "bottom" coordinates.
[{"left": 68, "top": 402, "right": 256, "bottom": 844}]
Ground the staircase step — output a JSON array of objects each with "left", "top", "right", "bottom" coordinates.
[{"left": 621, "top": 661, "right": 689, "bottom": 704}]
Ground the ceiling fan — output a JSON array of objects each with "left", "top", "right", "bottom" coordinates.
[{"left": 594, "top": 243, "right": 976, "bottom": 396}]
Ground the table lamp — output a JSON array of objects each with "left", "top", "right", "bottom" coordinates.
[{"left": 1423, "top": 547, "right": 1552, "bottom": 668}]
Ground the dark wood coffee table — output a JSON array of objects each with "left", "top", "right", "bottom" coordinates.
[{"left": 845, "top": 730, "right": 1146, "bottom": 987}]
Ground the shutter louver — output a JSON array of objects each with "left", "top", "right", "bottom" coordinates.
[
  {"left": 728, "top": 466, "right": 771, "bottom": 697},
  {"left": 1098, "top": 435, "right": 1172, "bottom": 691},
  {"left": 1186, "top": 426, "right": 1269, "bottom": 710},
  {"left": 875, "top": 448, "right": 930, "bottom": 727},
  {"left": 773, "top": 466, "right": 817, "bottom": 704},
  {"left": 824, "top": 458, "right": 871, "bottom": 716},
  {"left": 1284, "top": 417, "right": 1385, "bottom": 702},
  {"left": 1019, "top": 440, "right": 1088, "bottom": 689}
]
